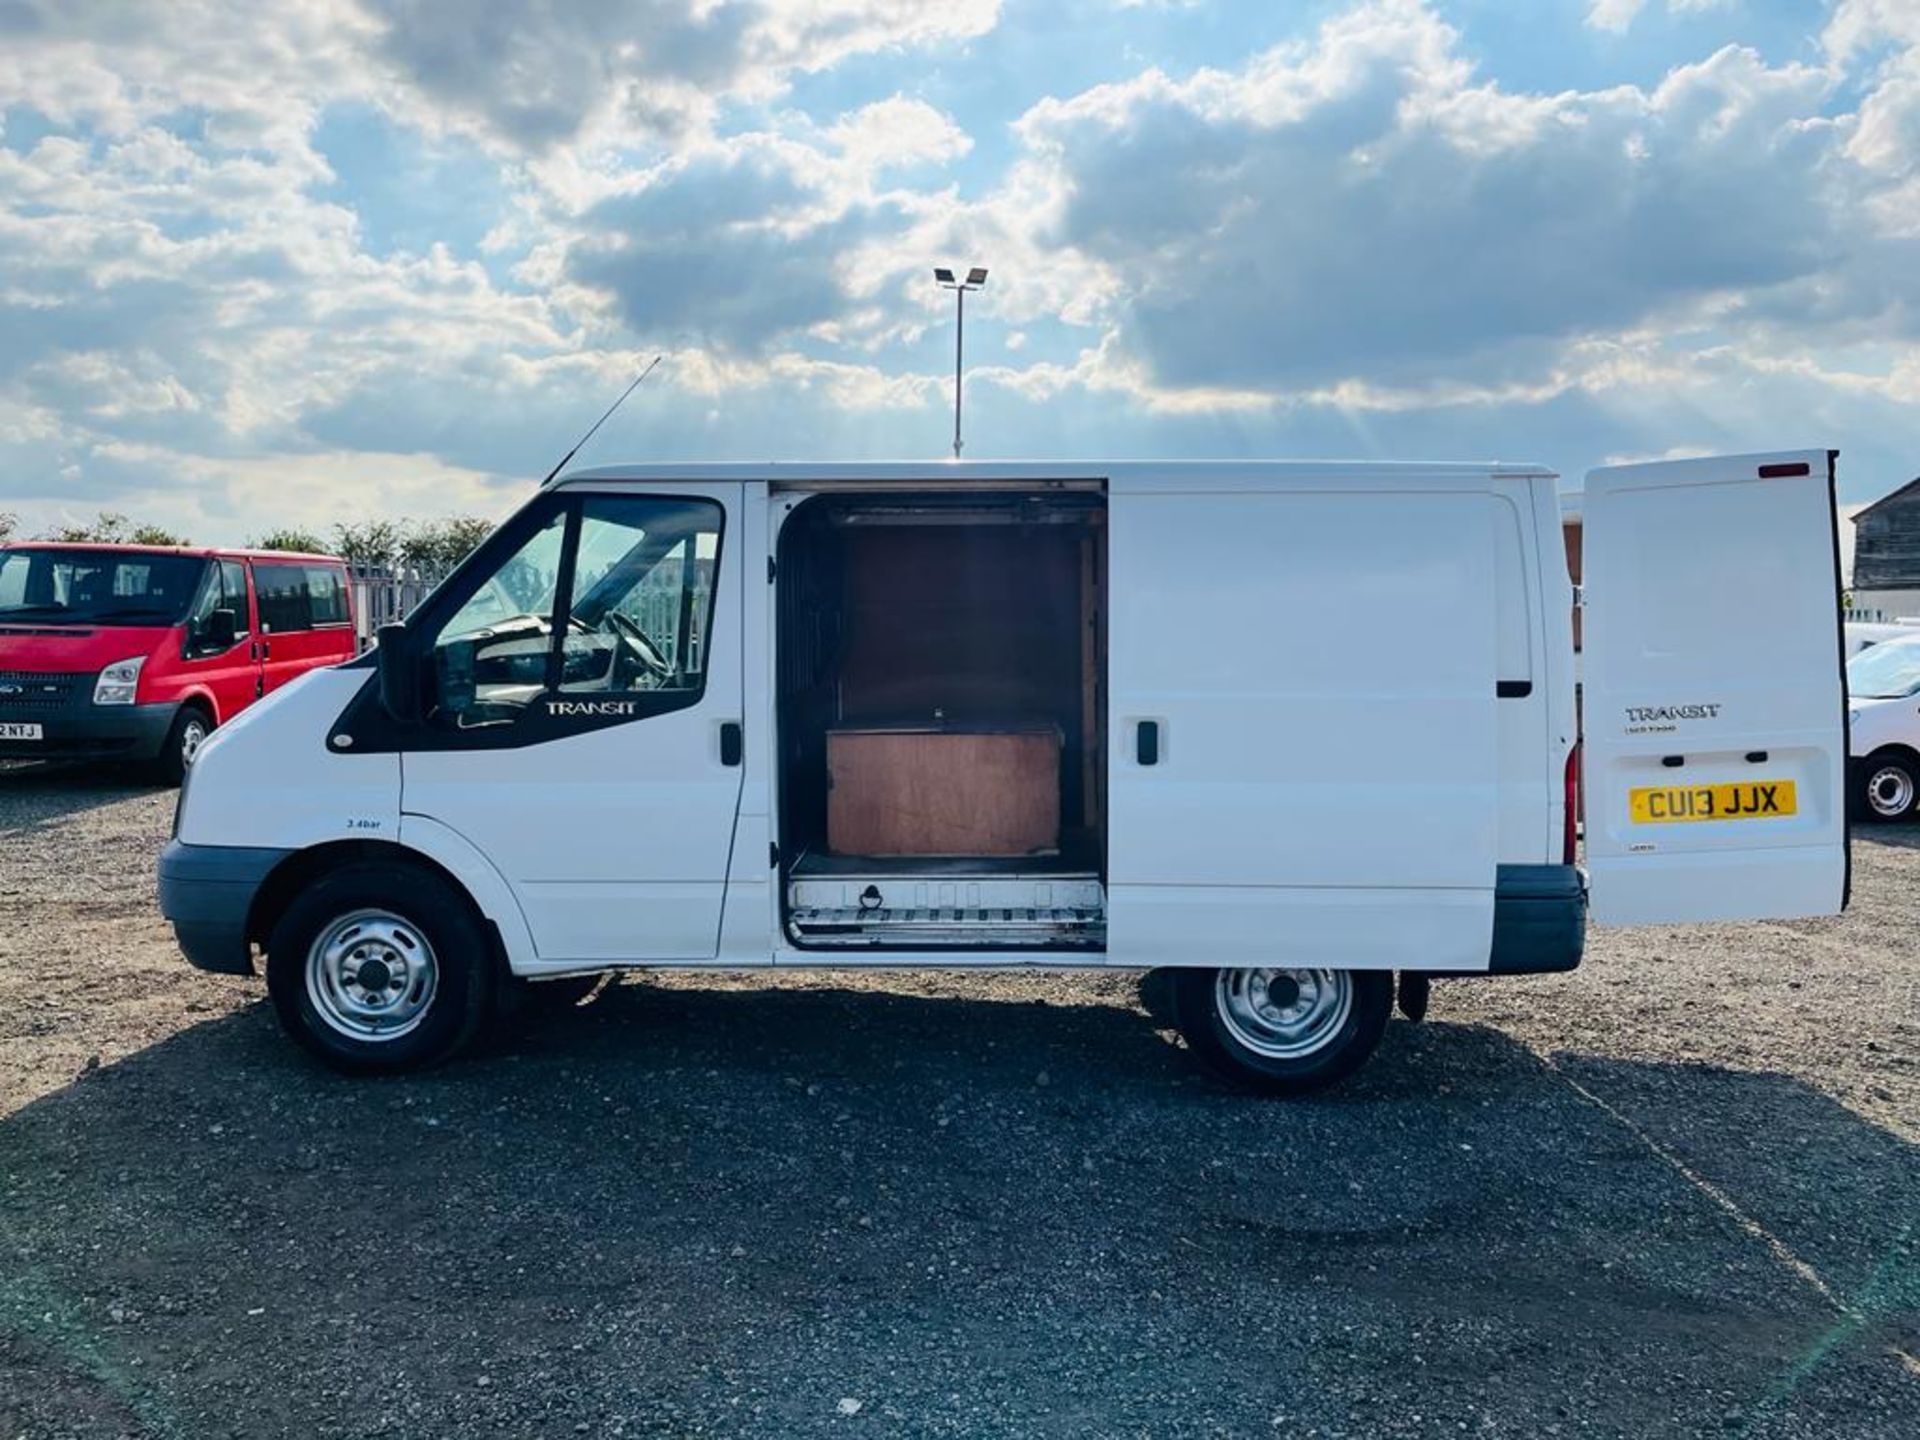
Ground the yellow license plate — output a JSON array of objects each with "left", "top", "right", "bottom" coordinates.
[{"left": 1629, "top": 781, "right": 1797, "bottom": 824}]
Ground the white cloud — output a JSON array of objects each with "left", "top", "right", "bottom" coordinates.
[
  {"left": 1849, "top": 45, "right": 1920, "bottom": 175},
  {"left": 0, "top": 1, "right": 1002, "bottom": 159},
  {"left": 989, "top": 0, "right": 1914, "bottom": 418},
  {"left": 828, "top": 96, "right": 974, "bottom": 174},
  {"left": 1587, "top": 0, "right": 1649, "bottom": 32},
  {"left": 1825, "top": 0, "right": 1920, "bottom": 62},
  {"left": 1586, "top": 0, "right": 1735, "bottom": 36},
  {"left": 554, "top": 96, "right": 982, "bottom": 355},
  {"left": 358, "top": 0, "right": 1001, "bottom": 154},
  {"left": 4, "top": 0, "right": 1920, "bottom": 539}
]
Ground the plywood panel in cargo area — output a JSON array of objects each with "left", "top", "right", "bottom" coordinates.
[{"left": 827, "top": 728, "right": 1060, "bottom": 857}]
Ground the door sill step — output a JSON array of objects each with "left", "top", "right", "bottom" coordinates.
[
  {"left": 786, "top": 870, "right": 1106, "bottom": 948},
  {"left": 790, "top": 906, "right": 1105, "bottom": 947}
]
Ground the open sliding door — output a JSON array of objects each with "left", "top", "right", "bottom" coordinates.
[
  {"left": 1106, "top": 476, "right": 1501, "bottom": 971},
  {"left": 1582, "top": 450, "right": 1848, "bottom": 923}
]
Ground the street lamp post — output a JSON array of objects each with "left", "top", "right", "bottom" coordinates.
[{"left": 934, "top": 266, "right": 987, "bottom": 459}]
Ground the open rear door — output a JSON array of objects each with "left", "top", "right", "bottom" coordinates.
[{"left": 1583, "top": 450, "right": 1847, "bottom": 924}]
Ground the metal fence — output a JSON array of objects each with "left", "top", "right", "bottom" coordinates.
[
  {"left": 625, "top": 556, "right": 712, "bottom": 673},
  {"left": 350, "top": 565, "right": 448, "bottom": 653}
]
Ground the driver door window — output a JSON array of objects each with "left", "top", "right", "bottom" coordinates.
[
  {"left": 185, "top": 560, "right": 249, "bottom": 658},
  {"left": 428, "top": 495, "right": 722, "bottom": 732},
  {"left": 557, "top": 509, "right": 717, "bottom": 697}
]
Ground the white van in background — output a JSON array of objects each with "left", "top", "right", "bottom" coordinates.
[
  {"left": 1845, "top": 632, "right": 1920, "bottom": 820},
  {"left": 158, "top": 452, "right": 1850, "bottom": 1093}
]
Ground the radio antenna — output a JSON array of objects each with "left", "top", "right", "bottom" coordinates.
[{"left": 539, "top": 354, "right": 664, "bottom": 486}]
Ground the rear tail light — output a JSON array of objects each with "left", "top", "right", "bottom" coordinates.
[{"left": 1564, "top": 743, "right": 1581, "bottom": 864}]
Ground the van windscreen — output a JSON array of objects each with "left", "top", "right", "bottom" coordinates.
[
  {"left": 0, "top": 548, "right": 207, "bottom": 627},
  {"left": 1846, "top": 638, "right": 1920, "bottom": 699}
]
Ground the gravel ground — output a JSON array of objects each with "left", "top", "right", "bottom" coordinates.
[{"left": 0, "top": 766, "right": 1914, "bottom": 1439}]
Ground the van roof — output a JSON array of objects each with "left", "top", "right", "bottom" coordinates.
[
  {"left": 1, "top": 541, "right": 345, "bottom": 565},
  {"left": 558, "top": 459, "right": 1557, "bottom": 487}
]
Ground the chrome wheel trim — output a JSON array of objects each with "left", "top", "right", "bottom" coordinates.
[
  {"left": 1214, "top": 968, "right": 1353, "bottom": 1060},
  {"left": 180, "top": 716, "right": 209, "bottom": 767},
  {"left": 305, "top": 908, "right": 439, "bottom": 1042},
  {"left": 1867, "top": 765, "right": 1914, "bottom": 818}
]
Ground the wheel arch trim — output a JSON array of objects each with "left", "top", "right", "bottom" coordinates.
[
  {"left": 243, "top": 829, "right": 536, "bottom": 976},
  {"left": 175, "top": 688, "right": 218, "bottom": 724},
  {"left": 390, "top": 816, "right": 538, "bottom": 975},
  {"left": 1859, "top": 742, "right": 1920, "bottom": 770}
]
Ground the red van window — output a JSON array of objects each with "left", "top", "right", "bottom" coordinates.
[
  {"left": 0, "top": 548, "right": 204, "bottom": 626},
  {"left": 305, "top": 566, "right": 350, "bottom": 626},
  {"left": 255, "top": 562, "right": 349, "bottom": 633}
]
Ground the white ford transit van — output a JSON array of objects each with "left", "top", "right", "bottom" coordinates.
[{"left": 158, "top": 453, "right": 1850, "bottom": 1093}]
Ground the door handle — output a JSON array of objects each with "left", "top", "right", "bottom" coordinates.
[
  {"left": 1136, "top": 719, "right": 1161, "bottom": 766},
  {"left": 719, "top": 720, "right": 743, "bottom": 767}
]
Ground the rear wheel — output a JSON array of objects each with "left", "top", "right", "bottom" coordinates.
[
  {"left": 1171, "top": 966, "right": 1392, "bottom": 1096},
  {"left": 153, "top": 704, "right": 211, "bottom": 787},
  {"left": 1855, "top": 752, "right": 1919, "bottom": 821},
  {"left": 266, "top": 862, "right": 494, "bottom": 1074}
]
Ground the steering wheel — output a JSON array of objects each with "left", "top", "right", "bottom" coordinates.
[{"left": 605, "top": 610, "right": 673, "bottom": 681}]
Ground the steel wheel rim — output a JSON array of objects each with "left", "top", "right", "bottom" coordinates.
[
  {"left": 1214, "top": 968, "right": 1352, "bottom": 1060},
  {"left": 1868, "top": 765, "right": 1914, "bottom": 818},
  {"left": 305, "top": 908, "right": 439, "bottom": 1042},
  {"left": 180, "top": 718, "right": 208, "bottom": 767}
]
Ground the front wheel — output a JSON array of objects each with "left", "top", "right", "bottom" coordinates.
[
  {"left": 1854, "top": 753, "right": 1919, "bottom": 821},
  {"left": 266, "top": 862, "right": 495, "bottom": 1074},
  {"left": 153, "top": 704, "right": 211, "bottom": 786},
  {"left": 1171, "top": 967, "right": 1393, "bottom": 1096}
]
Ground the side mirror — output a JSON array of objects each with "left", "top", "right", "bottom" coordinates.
[
  {"left": 376, "top": 622, "right": 423, "bottom": 725},
  {"left": 204, "top": 607, "right": 238, "bottom": 651}
]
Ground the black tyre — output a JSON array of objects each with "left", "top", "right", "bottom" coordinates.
[
  {"left": 266, "top": 862, "right": 495, "bottom": 1074},
  {"left": 1171, "top": 967, "right": 1393, "bottom": 1096},
  {"left": 1854, "top": 752, "right": 1919, "bottom": 822},
  {"left": 153, "top": 704, "right": 212, "bottom": 787}
]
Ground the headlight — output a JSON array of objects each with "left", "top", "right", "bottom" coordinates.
[{"left": 93, "top": 657, "right": 146, "bottom": 706}]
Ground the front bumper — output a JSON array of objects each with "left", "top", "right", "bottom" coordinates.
[
  {"left": 0, "top": 697, "right": 178, "bottom": 762},
  {"left": 157, "top": 840, "right": 291, "bottom": 975}
]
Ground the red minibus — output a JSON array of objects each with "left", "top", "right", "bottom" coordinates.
[{"left": 0, "top": 543, "right": 356, "bottom": 783}]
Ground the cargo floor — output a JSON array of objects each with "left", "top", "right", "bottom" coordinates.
[{"left": 786, "top": 828, "right": 1101, "bottom": 879}]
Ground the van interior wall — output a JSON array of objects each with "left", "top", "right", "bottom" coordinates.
[{"left": 777, "top": 496, "right": 1105, "bottom": 869}]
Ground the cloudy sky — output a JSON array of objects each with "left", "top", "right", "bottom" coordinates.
[{"left": 2, "top": 0, "right": 1918, "bottom": 542}]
